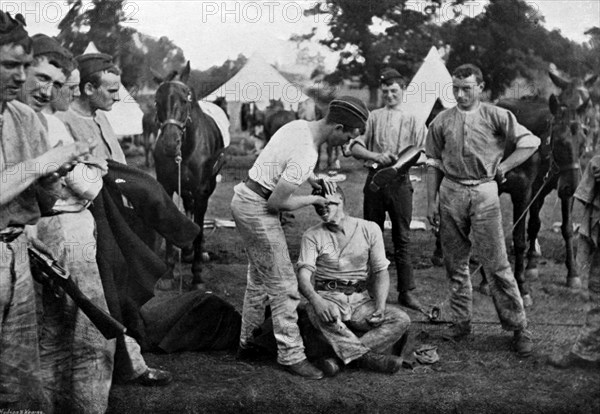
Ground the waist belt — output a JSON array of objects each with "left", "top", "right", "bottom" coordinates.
[
  {"left": 315, "top": 279, "right": 367, "bottom": 295},
  {"left": 367, "top": 168, "right": 407, "bottom": 179},
  {"left": 0, "top": 226, "right": 24, "bottom": 243},
  {"left": 444, "top": 175, "right": 494, "bottom": 187},
  {"left": 244, "top": 178, "right": 272, "bottom": 200}
]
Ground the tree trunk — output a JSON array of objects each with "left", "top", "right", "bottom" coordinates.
[{"left": 368, "top": 85, "right": 379, "bottom": 108}]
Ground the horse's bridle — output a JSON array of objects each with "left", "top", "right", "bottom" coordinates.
[
  {"left": 547, "top": 105, "right": 581, "bottom": 176},
  {"left": 157, "top": 81, "right": 193, "bottom": 135}
]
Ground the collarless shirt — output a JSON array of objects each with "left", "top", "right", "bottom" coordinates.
[
  {"left": 57, "top": 108, "right": 126, "bottom": 164},
  {"left": 0, "top": 101, "right": 49, "bottom": 229},
  {"left": 297, "top": 216, "right": 390, "bottom": 283},
  {"left": 248, "top": 120, "right": 317, "bottom": 190},
  {"left": 354, "top": 106, "right": 426, "bottom": 169},
  {"left": 426, "top": 103, "right": 540, "bottom": 184}
]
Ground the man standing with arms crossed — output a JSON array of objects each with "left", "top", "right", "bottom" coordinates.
[
  {"left": 351, "top": 68, "right": 426, "bottom": 311},
  {"left": 426, "top": 64, "right": 539, "bottom": 356},
  {"left": 0, "top": 12, "right": 91, "bottom": 410}
]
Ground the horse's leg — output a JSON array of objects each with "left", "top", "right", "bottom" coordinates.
[
  {"left": 144, "top": 133, "right": 150, "bottom": 168},
  {"left": 562, "top": 197, "right": 581, "bottom": 288},
  {"left": 333, "top": 146, "right": 341, "bottom": 170},
  {"left": 431, "top": 228, "right": 444, "bottom": 267},
  {"left": 478, "top": 267, "right": 490, "bottom": 296},
  {"left": 525, "top": 189, "right": 549, "bottom": 281},
  {"left": 144, "top": 132, "right": 154, "bottom": 168},
  {"left": 511, "top": 191, "right": 532, "bottom": 307},
  {"left": 316, "top": 142, "right": 323, "bottom": 172},
  {"left": 155, "top": 186, "right": 179, "bottom": 291},
  {"left": 190, "top": 184, "right": 213, "bottom": 290},
  {"left": 326, "top": 143, "right": 334, "bottom": 169}
]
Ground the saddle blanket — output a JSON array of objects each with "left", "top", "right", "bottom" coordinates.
[{"left": 198, "top": 101, "right": 231, "bottom": 147}]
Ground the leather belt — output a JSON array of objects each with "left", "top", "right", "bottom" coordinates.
[
  {"left": 244, "top": 178, "right": 272, "bottom": 200},
  {"left": 0, "top": 226, "right": 24, "bottom": 243},
  {"left": 367, "top": 167, "right": 407, "bottom": 178},
  {"left": 315, "top": 279, "right": 367, "bottom": 295}
]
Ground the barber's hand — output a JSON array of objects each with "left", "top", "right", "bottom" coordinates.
[
  {"left": 427, "top": 199, "right": 440, "bottom": 230},
  {"left": 313, "top": 177, "right": 337, "bottom": 195},
  {"left": 312, "top": 195, "right": 331, "bottom": 208},
  {"left": 367, "top": 309, "right": 385, "bottom": 327},
  {"left": 312, "top": 296, "right": 341, "bottom": 324},
  {"left": 375, "top": 152, "right": 397, "bottom": 167}
]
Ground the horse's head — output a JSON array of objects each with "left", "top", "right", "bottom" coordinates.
[
  {"left": 154, "top": 62, "right": 195, "bottom": 158},
  {"left": 548, "top": 72, "right": 597, "bottom": 198}
]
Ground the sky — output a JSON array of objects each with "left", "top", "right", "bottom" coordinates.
[{"left": 1, "top": 0, "right": 599, "bottom": 71}]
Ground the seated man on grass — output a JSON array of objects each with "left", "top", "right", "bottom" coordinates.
[{"left": 297, "top": 185, "right": 411, "bottom": 376}]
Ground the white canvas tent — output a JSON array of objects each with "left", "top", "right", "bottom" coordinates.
[
  {"left": 83, "top": 42, "right": 144, "bottom": 136},
  {"left": 400, "top": 46, "right": 456, "bottom": 146},
  {"left": 204, "top": 54, "right": 309, "bottom": 133}
]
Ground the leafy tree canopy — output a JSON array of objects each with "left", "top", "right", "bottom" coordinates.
[{"left": 57, "top": 0, "right": 184, "bottom": 91}]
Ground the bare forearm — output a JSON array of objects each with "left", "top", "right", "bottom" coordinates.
[
  {"left": 370, "top": 270, "right": 390, "bottom": 311},
  {"left": 1, "top": 143, "right": 93, "bottom": 206},
  {"left": 427, "top": 166, "right": 443, "bottom": 206},
  {"left": 499, "top": 147, "right": 537, "bottom": 174},
  {"left": 351, "top": 143, "right": 379, "bottom": 162},
  {"left": 298, "top": 269, "right": 321, "bottom": 304},
  {"left": 0, "top": 160, "right": 46, "bottom": 206},
  {"left": 267, "top": 194, "right": 320, "bottom": 213}
]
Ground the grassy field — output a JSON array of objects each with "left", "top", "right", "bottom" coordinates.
[{"left": 109, "top": 143, "right": 600, "bottom": 414}]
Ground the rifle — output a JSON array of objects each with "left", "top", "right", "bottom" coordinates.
[{"left": 28, "top": 245, "right": 127, "bottom": 340}]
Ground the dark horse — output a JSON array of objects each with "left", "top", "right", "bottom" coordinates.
[
  {"left": 142, "top": 107, "right": 159, "bottom": 167},
  {"left": 240, "top": 102, "right": 263, "bottom": 135},
  {"left": 153, "top": 62, "right": 225, "bottom": 289},
  {"left": 433, "top": 72, "right": 595, "bottom": 306},
  {"left": 263, "top": 100, "right": 297, "bottom": 142}
]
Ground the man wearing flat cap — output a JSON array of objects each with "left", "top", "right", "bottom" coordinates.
[
  {"left": 231, "top": 96, "right": 368, "bottom": 380},
  {"left": 0, "top": 11, "right": 91, "bottom": 410},
  {"left": 18, "top": 34, "right": 114, "bottom": 414},
  {"left": 57, "top": 52, "right": 174, "bottom": 387},
  {"left": 350, "top": 68, "right": 426, "bottom": 311},
  {"left": 58, "top": 52, "right": 126, "bottom": 163}
]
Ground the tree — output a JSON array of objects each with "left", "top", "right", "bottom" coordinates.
[
  {"left": 443, "top": 0, "right": 590, "bottom": 99},
  {"left": 308, "top": 0, "right": 452, "bottom": 105},
  {"left": 57, "top": 0, "right": 145, "bottom": 89},
  {"left": 582, "top": 27, "right": 600, "bottom": 103},
  {"left": 57, "top": 1, "right": 186, "bottom": 92},
  {"left": 189, "top": 54, "right": 248, "bottom": 99}
]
